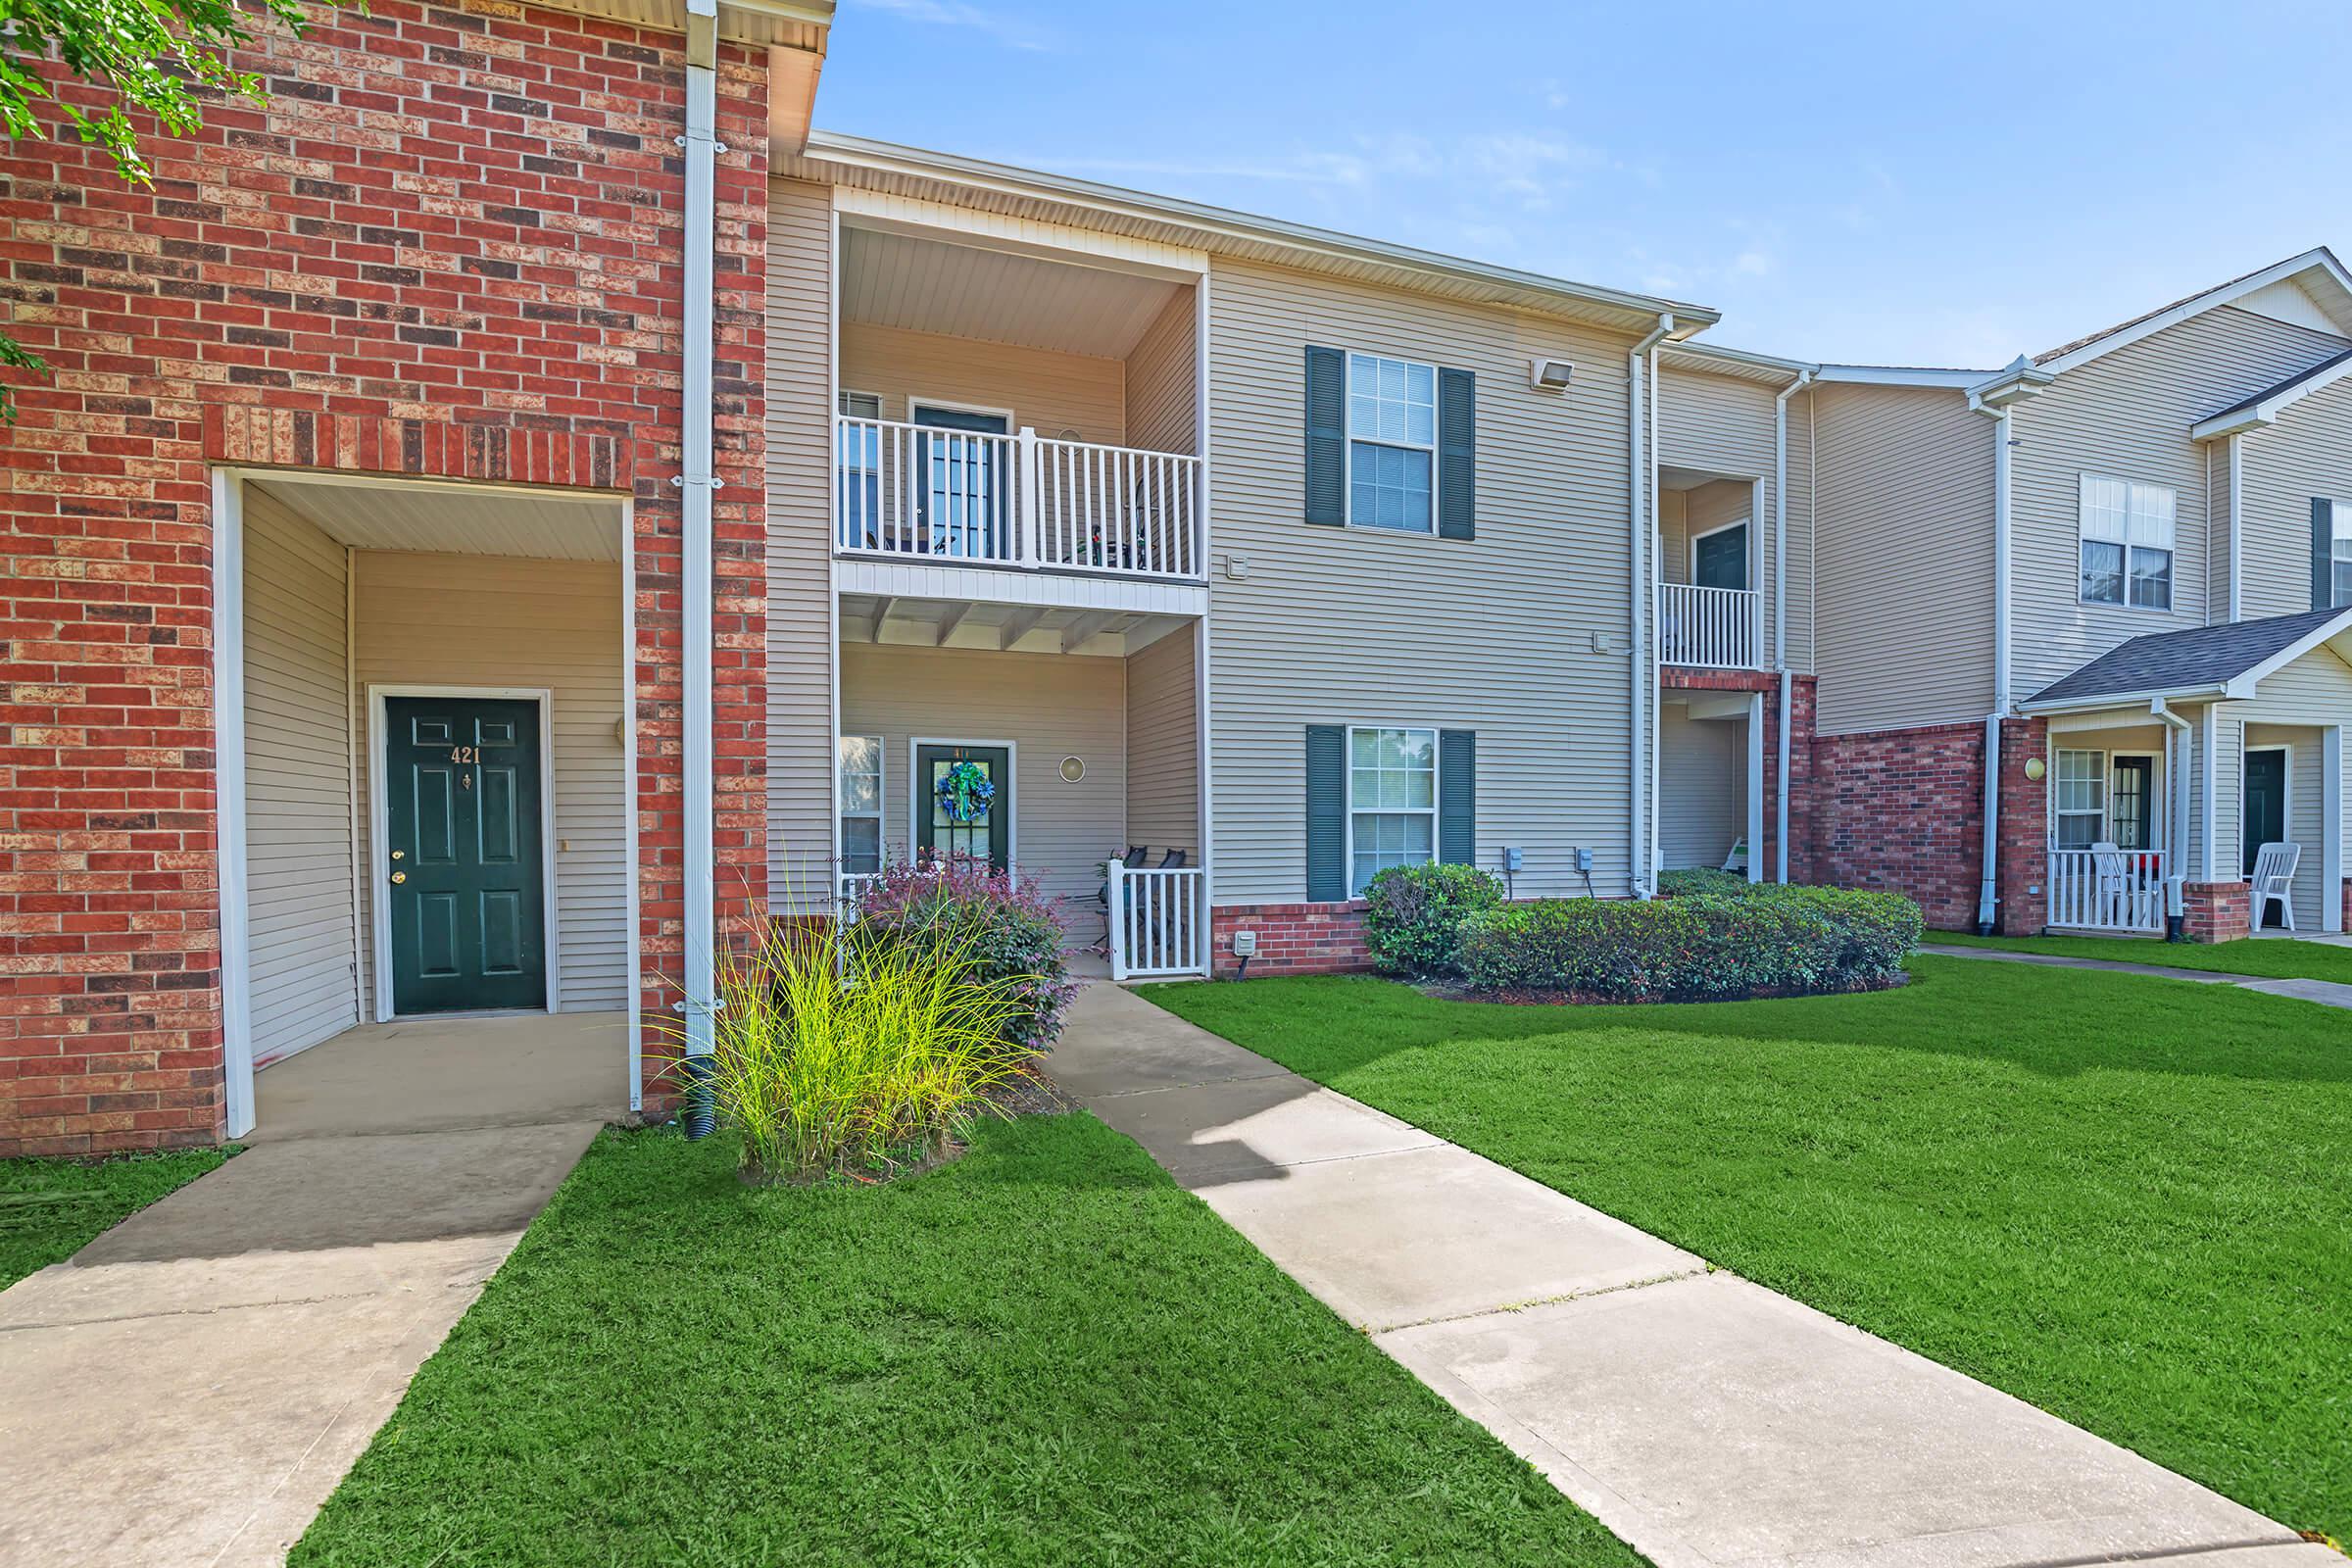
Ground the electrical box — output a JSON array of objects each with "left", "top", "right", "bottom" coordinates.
[
  {"left": 1223, "top": 554, "right": 1251, "bottom": 580},
  {"left": 1575, "top": 847, "right": 1593, "bottom": 872},
  {"left": 1502, "top": 846, "right": 1524, "bottom": 872},
  {"left": 1230, "top": 929, "right": 1258, "bottom": 957}
]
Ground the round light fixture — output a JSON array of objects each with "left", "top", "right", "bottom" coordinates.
[
  {"left": 1059, "top": 756, "right": 1086, "bottom": 783},
  {"left": 2024, "top": 758, "right": 2045, "bottom": 782}
]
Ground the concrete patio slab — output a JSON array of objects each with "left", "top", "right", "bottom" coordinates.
[
  {"left": 1056, "top": 982, "right": 2335, "bottom": 1568},
  {"left": 253, "top": 1008, "right": 626, "bottom": 1139},
  {"left": 1188, "top": 1141, "right": 1702, "bottom": 1332}
]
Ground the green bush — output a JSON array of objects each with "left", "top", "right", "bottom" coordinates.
[
  {"left": 1361, "top": 861, "right": 1505, "bottom": 976},
  {"left": 1655, "top": 866, "right": 1749, "bottom": 897},
  {"left": 851, "top": 853, "right": 1076, "bottom": 1055},
  {"left": 1456, "top": 885, "right": 1922, "bottom": 1002}
]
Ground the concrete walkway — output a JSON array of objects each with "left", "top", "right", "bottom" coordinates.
[
  {"left": 1052, "top": 983, "right": 2340, "bottom": 1568},
  {"left": 1918, "top": 942, "right": 2352, "bottom": 1009},
  {"left": 0, "top": 1015, "right": 616, "bottom": 1566}
]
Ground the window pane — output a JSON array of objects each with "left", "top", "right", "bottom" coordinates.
[
  {"left": 841, "top": 816, "right": 881, "bottom": 874},
  {"left": 2054, "top": 812, "right": 2101, "bottom": 852},
  {"left": 1347, "top": 354, "right": 1437, "bottom": 458},
  {"left": 2127, "top": 482, "right": 2176, "bottom": 549},
  {"left": 2129, "top": 548, "right": 2172, "bottom": 611},
  {"left": 2081, "top": 540, "right": 2124, "bottom": 603},
  {"left": 2333, "top": 558, "right": 2352, "bottom": 609},
  {"left": 2080, "top": 475, "right": 2128, "bottom": 542},
  {"left": 2332, "top": 499, "right": 2352, "bottom": 547},
  {"left": 1349, "top": 442, "right": 1432, "bottom": 532}
]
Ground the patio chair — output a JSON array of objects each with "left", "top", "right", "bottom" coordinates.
[
  {"left": 1157, "top": 849, "right": 1189, "bottom": 869},
  {"left": 2250, "top": 841, "right": 2301, "bottom": 932},
  {"left": 1721, "top": 837, "right": 1748, "bottom": 874},
  {"left": 2089, "top": 841, "right": 2130, "bottom": 928}
]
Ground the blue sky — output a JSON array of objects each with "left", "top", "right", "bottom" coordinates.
[{"left": 815, "top": 1, "right": 2352, "bottom": 368}]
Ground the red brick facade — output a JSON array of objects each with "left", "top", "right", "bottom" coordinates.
[
  {"left": 2183, "top": 881, "right": 2252, "bottom": 944},
  {"left": 0, "top": 3, "right": 770, "bottom": 1154},
  {"left": 1658, "top": 666, "right": 1818, "bottom": 885},
  {"left": 1991, "top": 716, "right": 2048, "bottom": 936},
  {"left": 1810, "top": 720, "right": 1989, "bottom": 931},
  {"left": 1210, "top": 901, "right": 1372, "bottom": 979}
]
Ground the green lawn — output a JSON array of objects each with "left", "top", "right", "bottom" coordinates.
[
  {"left": 1141, "top": 958, "right": 2352, "bottom": 1544},
  {"left": 1927, "top": 928, "right": 2352, "bottom": 982},
  {"left": 1, "top": 1148, "right": 231, "bottom": 1289},
  {"left": 292, "top": 1114, "right": 1642, "bottom": 1568}
]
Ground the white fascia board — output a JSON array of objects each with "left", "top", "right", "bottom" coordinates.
[
  {"left": 803, "top": 130, "right": 1721, "bottom": 335},
  {"left": 1811, "top": 365, "right": 1996, "bottom": 388},
  {"left": 2191, "top": 352, "right": 2352, "bottom": 441},
  {"left": 1660, "top": 339, "right": 1818, "bottom": 384},
  {"left": 2233, "top": 607, "right": 2352, "bottom": 689},
  {"left": 2036, "top": 247, "right": 2352, "bottom": 378},
  {"left": 2020, "top": 683, "right": 2231, "bottom": 717}
]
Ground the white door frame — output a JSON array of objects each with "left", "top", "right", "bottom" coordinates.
[
  {"left": 367, "top": 684, "right": 560, "bottom": 1022},
  {"left": 908, "top": 736, "right": 1018, "bottom": 868},
  {"left": 1689, "top": 515, "right": 1751, "bottom": 590}
]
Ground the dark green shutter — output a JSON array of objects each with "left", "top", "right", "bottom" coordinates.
[
  {"left": 1438, "top": 368, "right": 1475, "bottom": 540},
  {"left": 1305, "top": 725, "right": 1347, "bottom": 901},
  {"left": 1304, "top": 347, "right": 1346, "bottom": 527},
  {"left": 2316, "top": 498, "right": 2335, "bottom": 612},
  {"left": 1438, "top": 730, "right": 1476, "bottom": 864}
]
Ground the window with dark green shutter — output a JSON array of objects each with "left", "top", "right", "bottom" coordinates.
[
  {"left": 2316, "top": 498, "right": 2352, "bottom": 611},
  {"left": 1438, "top": 730, "right": 1476, "bottom": 863},
  {"left": 1308, "top": 349, "right": 1475, "bottom": 537},
  {"left": 1305, "top": 725, "right": 1348, "bottom": 901},
  {"left": 1437, "top": 370, "right": 1475, "bottom": 539},
  {"left": 1303, "top": 348, "right": 1347, "bottom": 527}
]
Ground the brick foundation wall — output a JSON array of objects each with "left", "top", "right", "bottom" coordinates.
[
  {"left": 2183, "top": 881, "right": 2251, "bottom": 944},
  {"left": 1211, "top": 902, "right": 1372, "bottom": 979},
  {"left": 0, "top": 2, "right": 770, "bottom": 1154},
  {"left": 1991, "top": 716, "right": 2048, "bottom": 936},
  {"left": 1810, "top": 720, "right": 1988, "bottom": 930}
]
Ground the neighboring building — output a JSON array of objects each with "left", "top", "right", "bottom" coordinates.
[
  {"left": 1802, "top": 252, "right": 2352, "bottom": 942},
  {"left": 1, "top": 1, "right": 2345, "bottom": 1156}
]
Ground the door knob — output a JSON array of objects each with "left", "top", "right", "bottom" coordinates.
[
  {"left": 391, "top": 850, "right": 405, "bottom": 860},
  {"left": 390, "top": 871, "right": 407, "bottom": 884}
]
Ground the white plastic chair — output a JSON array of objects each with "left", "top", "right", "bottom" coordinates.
[
  {"left": 2090, "top": 841, "right": 2128, "bottom": 927},
  {"left": 1721, "top": 837, "right": 1748, "bottom": 874},
  {"left": 2250, "top": 841, "right": 2301, "bottom": 932}
]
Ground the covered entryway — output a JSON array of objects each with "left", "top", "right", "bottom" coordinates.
[{"left": 216, "top": 470, "right": 642, "bottom": 1138}]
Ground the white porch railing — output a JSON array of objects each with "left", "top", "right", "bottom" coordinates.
[
  {"left": 1106, "top": 860, "right": 1207, "bottom": 980},
  {"left": 1657, "top": 582, "right": 1760, "bottom": 669},
  {"left": 2046, "top": 848, "right": 2168, "bottom": 933},
  {"left": 835, "top": 870, "right": 879, "bottom": 923},
  {"left": 836, "top": 416, "right": 1203, "bottom": 580}
]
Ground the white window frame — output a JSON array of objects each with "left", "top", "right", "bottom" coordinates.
[
  {"left": 2077, "top": 473, "right": 2176, "bottom": 612},
  {"left": 2328, "top": 499, "right": 2352, "bottom": 609},
  {"left": 838, "top": 735, "right": 884, "bottom": 874},
  {"left": 1344, "top": 351, "right": 1439, "bottom": 535},
  {"left": 2052, "top": 747, "right": 2108, "bottom": 851},
  {"left": 1344, "top": 722, "right": 1441, "bottom": 895}
]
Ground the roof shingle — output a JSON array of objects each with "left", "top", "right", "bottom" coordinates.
[{"left": 2025, "top": 607, "right": 2350, "bottom": 707}]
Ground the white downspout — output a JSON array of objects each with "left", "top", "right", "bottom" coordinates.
[
  {"left": 1773, "top": 369, "right": 1811, "bottom": 883},
  {"left": 679, "top": 0, "right": 721, "bottom": 1113},
  {"left": 1627, "top": 313, "right": 1672, "bottom": 896},
  {"left": 1977, "top": 405, "right": 2014, "bottom": 934},
  {"left": 2153, "top": 698, "right": 2190, "bottom": 935},
  {"left": 2226, "top": 431, "right": 2244, "bottom": 623}
]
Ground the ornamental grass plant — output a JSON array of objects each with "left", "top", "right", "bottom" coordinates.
[{"left": 663, "top": 910, "right": 1038, "bottom": 1184}]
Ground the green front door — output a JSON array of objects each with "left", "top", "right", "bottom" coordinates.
[
  {"left": 913, "top": 743, "right": 1011, "bottom": 871},
  {"left": 385, "top": 696, "right": 546, "bottom": 1014},
  {"left": 1693, "top": 522, "right": 1749, "bottom": 590}
]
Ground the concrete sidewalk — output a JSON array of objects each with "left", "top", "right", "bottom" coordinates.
[
  {"left": 1918, "top": 943, "right": 2352, "bottom": 1010},
  {"left": 0, "top": 1020, "right": 612, "bottom": 1567},
  {"left": 1052, "top": 983, "right": 2339, "bottom": 1568}
]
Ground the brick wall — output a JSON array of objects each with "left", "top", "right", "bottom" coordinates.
[
  {"left": 2183, "top": 881, "right": 2251, "bottom": 944},
  {"left": 1210, "top": 902, "right": 1372, "bottom": 979},
  {"left": 1992, "top": 716, "right": 2047, "bottom": 935},
  {"left": 1810, "top": 720, "right": 1986, "bottom": 931},
  {"left": 0, "top": 0, "right": 770, "bottom": 1154}
]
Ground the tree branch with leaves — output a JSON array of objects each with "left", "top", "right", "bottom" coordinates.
[{"left": 0, "top": 0, "right": 327, "bottom": 417}]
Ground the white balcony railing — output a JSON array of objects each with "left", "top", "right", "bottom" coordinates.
[
  {"left": 2046, "top": 848, "right": 2168, "bottom": 933},
  {"left": 836, "top": 416, "right": 1202, "bottom": 580},
  {"left": 1106, "top": 860, "right": 1207, "bottom": 980},
  {"left": 1657, "top": 582, "right": 1761, "bottom": 669}
]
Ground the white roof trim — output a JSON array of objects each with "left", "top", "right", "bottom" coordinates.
[
  {"left": 1811, "top": 365, "right": 1995, "bottom": 389},
  {"left": 800, "top": 131, "right": 1721, "bottom": 336},
  {"left": 2020, "top": 684, "right": 2230, "bottom": 717},
  {"left": 2037, "top": 248, "right": 2352, "bottom": 377},
  {"left": 2232, "top": 604, "right": 2352, "bottom": 691},
  {"left": 1660, "top": 340, "right": 1817, "bottom": 384},
  {"left": 2191, "top": 351, "right": 2352, "bottom": 441}
]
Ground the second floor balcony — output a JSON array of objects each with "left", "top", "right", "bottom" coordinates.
[{"left": 836, "top": 416, "right": 1202, "bottom": 580}]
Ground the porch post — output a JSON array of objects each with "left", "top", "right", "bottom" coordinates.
[
  {"left": 2326, "top": 724, "right": 2344, "bottom": 934},
  {"left": 1107, "top": 858, "right": 1128, "bottom": 981},
  {"left": 1017, "top": 426, "right": 1042, "bottom": 567},
  {"left": 1745, "top": 691, "right": 1765, "bottom": 884}
]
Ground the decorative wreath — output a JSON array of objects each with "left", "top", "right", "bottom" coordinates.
[{"left": 935, "top": 761, "right": 996, "bottom": 824}]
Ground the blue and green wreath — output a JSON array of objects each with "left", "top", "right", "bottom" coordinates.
[{"left": 935, "top": 760, "right": 996, "bottom": 824}]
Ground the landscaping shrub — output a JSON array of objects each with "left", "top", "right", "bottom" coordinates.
[
  {"left": 1456, "top": 886, "right": 1921, "bottom": 1002},
  {"left": 1655, "top": 866, "right": 1749, "bottom": 897},
  {"left": 852, "top": 853, "right": 1077, "bottom": 1054},
  {"left": 669, "top": 913, "right": 1033, "bottom": 1182},
  {"left": 1361, "top": 861, "right": 1505, "bottom": 976}
]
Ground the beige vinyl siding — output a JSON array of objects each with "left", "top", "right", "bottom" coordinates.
[
  {"left": 1657, "top": 490, "right": 1687, "bottom": 583},
  {"left": 2207, "top": 436, "right": 2234, "bottom": 623},
  {"left": 839, "top": 643, "right": 1125, "bottom": 936},
  {"left": 2239, "top": 370, "right": 2352, "bottom": 619},
  {"left": 766, "top": 177, "right": 837, "bottom": 902},
  {"left": 2230, "top": 645, "right": 2352, "bottom": 928},
  {"left": 1661, "top": 365, "right": 1809, "bottom": 666},
  {"left": 1123, "top": 287, "right": 1197, "bottom": 454},
  {"left": 242, "top": 486, "right": 358, "bottom": 1066},
  {"left": 2010, "top": 306, "right": 2350, "bottom": 696},
  {"left": 1124, "top": 628, "right": 1199, "bottom": 858},
  {"left": 353, "top": 552, "right": 627, "bottom": 1016},
  {"left": 841, "top": 321, "right": 1125, "bottom": 444},
  {"left": 1205, "top": 256, "right": 1640, "bottom": 901},
  {"left": 1658, "top": 706, "right": 1746, "bottom": 869},
  {"left": 1811, "top": 382, "right": 1995, "bottom": 735}
]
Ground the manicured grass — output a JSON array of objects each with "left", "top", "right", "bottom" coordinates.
[
  {"left": 1926, "top": 927, "right": 2352, "bottom": 982},
  {"left": 0, "top": 1148, "right": 231, "bottom": 1290},
  {"left": 1141, "top": 959, "right": 2352, "bottom": 1543},
  {"left": 292, "top": 1113, "right": 1642, "bottom": 1568}
]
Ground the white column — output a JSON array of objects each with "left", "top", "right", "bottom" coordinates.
[
  {"left": 2327, "top": 724, "right": 2344, "bottom": 933},
  {"left": 213, "top": 470, "right": 256, "bottom": 1139},
  {"left": 680, "top": 1, "right": 719, "bottom": 1059},
  {"left": 1746, "top": 692, "right": 1766, "bottom": 884}
]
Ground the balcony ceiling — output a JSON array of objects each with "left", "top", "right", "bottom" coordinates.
[
  {"left": 841, "top": 225, "right": 1182, "bottom": 360},
  {"left": 249, "top": 475, "right": 622, "bottom": 562},
  {"left": 840, "top": 592, "right": 1190, "bottom": 658}
]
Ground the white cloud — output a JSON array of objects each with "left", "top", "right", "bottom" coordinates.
[{"left": 846, "top": 0, "right": 1054, "bottom": 51}]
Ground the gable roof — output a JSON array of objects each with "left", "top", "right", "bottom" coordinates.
[
  {"left": 2190, "top": 346, "right": 2352, "bottom": 441},
  {"left": 2033, "top": 249, "right": 2352, "bottom": 377},
  {"left": 2023, "top": 606, "right": 2352, "bottom": 710}
]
